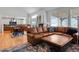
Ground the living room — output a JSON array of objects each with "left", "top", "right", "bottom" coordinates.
[{"left": 0, "top": 7, "right": 78, "bottom": 52}]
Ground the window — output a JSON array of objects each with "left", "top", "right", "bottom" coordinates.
[
  {"left": 31, "top": 15, "right": 38, "bottom": 27},
  {"left": 16, "top": 19, "right": 24, "bottom": 24},
  {"left": 62, "top": 18, "right": 68, "bottom": 27},
  {"left": 50, "top": 16, "right": 59, "bottom": 27},
  {"left": 31, "top": 18, "right": 37, "bottom": 27},
  {"left": 71, "top": 18, "right": 78, "bottom": 28}
]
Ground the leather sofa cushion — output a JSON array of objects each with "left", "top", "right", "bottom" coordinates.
[
  {"left": 56, "top": 27, "right": 68, "bottom": 33},
  {"left": 30, "top": 27, "right": 38, "bottom": 34},
  {"left": 66, "top": 28, "right": 77, "bottom": 35},
  {"left": 43, "top": 26, "right": 48, "bottom": 32},
  {"left": 37, "top": 27, "right": 43, "bottom": 33}
]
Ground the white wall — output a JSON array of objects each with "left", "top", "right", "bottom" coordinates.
[{"left": 0, "top": 15, "right": 5, "bottom": 32}]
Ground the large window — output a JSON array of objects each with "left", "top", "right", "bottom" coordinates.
[
  {"left": 31, "top": 15, "right": 38, "bottom": 27},
  {"left": 50, "top": 16, "right": 59, "bottom": 27},
  {"left": 16, "top": 19, "right": 24, "bottom": 24},
  {"left": 31, "top": 18, "right": 37, "bottom": 27},
  {"left": 62, "top": 18, "right": 68, "bottom": 27},
  {"left": 70, "top": 18, "right": 78, "bottom": 28}
]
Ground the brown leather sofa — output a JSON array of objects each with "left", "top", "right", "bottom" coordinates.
[
  {"left": 27, "top": 25, "right": 77, "bottom": 44},
  {"left": 27, "top": 27, "right": 54, "bottom": 39},
  {"left": 27, "top": 26, "right": 55, "bottom": 44}
]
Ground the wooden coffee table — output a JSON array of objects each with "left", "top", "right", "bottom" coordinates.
[{"left": 41, "top": 34, "right": 72, "bottom": 47}]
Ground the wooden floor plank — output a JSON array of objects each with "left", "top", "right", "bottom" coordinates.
[{"left": 0, "top": 31, "right": 28, "bottom": 50}]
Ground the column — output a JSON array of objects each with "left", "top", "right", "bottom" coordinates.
[
  {"left": 77, "top": 16, "right": 79, "bottom": 44},
  {"left": 59, "top": 17, "right": 63, "bottom": 27},
  {"left": 68, "top": 8, "right": 71, "bottom": 27}
]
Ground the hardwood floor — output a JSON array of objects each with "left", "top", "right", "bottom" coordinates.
[{"left": 0, "top": 31, "right": 28, "bottom": 50}]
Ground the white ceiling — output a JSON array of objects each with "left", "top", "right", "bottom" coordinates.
[
  {"left": 23, "top": 7, "right": 43, "bottom": 14},
  {"left": 1, "top": 7, "right": 79, "bottom": 18},
  {"left": 0, "top": 7, "right": 27, "bottom": 17},
  {"left": 0, "top": 7, "right": 57, "bottom": 17},
  {"left": 0, "top": 7, "right": 79, "bottom": 18},
  {"left": 51, "top": 7, "right": 69, "bottom": 17},
  {"left": 50, "top": 7, "right": 79, "bottom": 18}
]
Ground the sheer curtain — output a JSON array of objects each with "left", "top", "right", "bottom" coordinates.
[
  {"left": 62, "top": 18, "right": 68, "bottom": 27},
  {"left": 70, "top": 17, "right": 78, "bottom": 28},
  {"left": 50, "top": 16, "right": 59, "bottom": 27}
]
